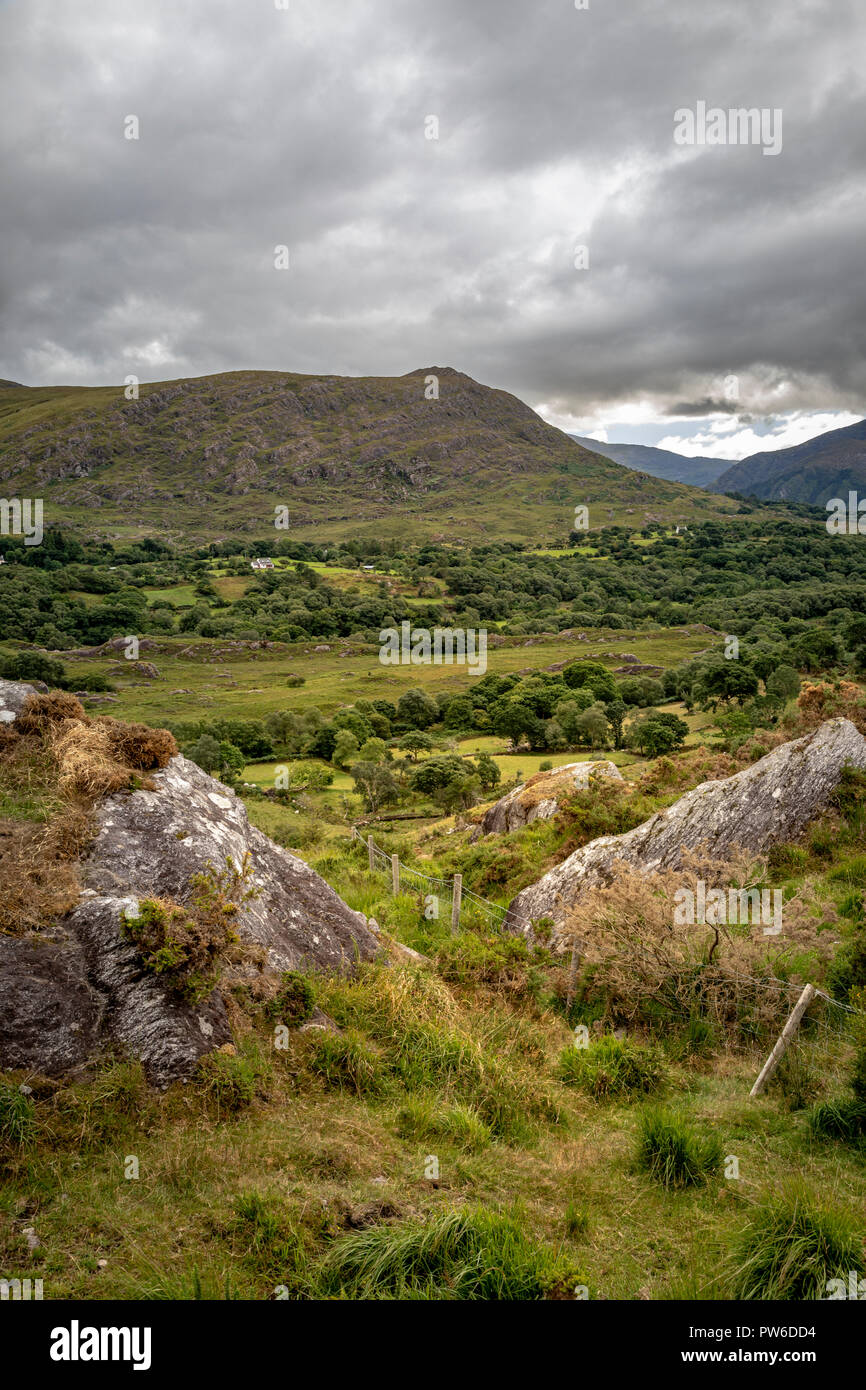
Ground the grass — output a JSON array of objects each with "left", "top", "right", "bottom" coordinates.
[
  {"left": 314, "top": 1205, "right": 585, "bottom": 1300},
  {"left": 726, "top": 1183, "right": 864, "bottom": 1300},
  {"left": 634, "top": 1108, "right": 724, "bottom": 1189},
  {"left": 559, "top": 1035, "right": 667, "bottom": 1101}
]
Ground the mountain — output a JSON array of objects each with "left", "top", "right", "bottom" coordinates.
[
  {"left": 0, "top": 369, "right": 749, "bottom": 544},
  {"left": 713, "top": 417, "right": 866, "bottom": 503},
  {"left": 569, "top": 435, "right": 728, "bottom": 487}
]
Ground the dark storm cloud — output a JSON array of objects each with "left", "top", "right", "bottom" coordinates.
[{"left": 0, "top": 0, "right": 864, "bottom": 427}]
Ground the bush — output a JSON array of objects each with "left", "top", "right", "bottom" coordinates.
[
  {"left": 121, "top": 854, "right": 256, "bottom": 1002},
  {"left": 263, "top": 971, "right": 316, "bottom": 1026},
  {"left": 634, "top": 1108, "right": 723, "bottom": 1189},
  {"left": 315, "top": 1206, "right": 585, "bottom": 1300},
  {"left": 558, "top": 1035, "right": 666, "bottom": 1100},
  {"left": 727, "top": 1184, "right": 863, "bottom": 1299}
]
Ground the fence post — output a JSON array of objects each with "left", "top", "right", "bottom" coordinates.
[
  {"left": 451, "top": 873, "right": 462, "bottom": 933},
  {"left": 749, "top": 983, "right": 817, "bottom": 1097},
  {"left": 367, "top": 835, "right": 375, "bottom": 873},
  {"left": 391, "top": 853, "right": 400, "bottom": 895}
]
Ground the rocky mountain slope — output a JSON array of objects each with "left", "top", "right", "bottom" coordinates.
[
  {"left": 505, "top": 719, "right": 866, "bottom": 939},
  {"left": 713, "top": 417, "right": 866, "bottom": 504},
  {"left": 569, "top": 435, "right": 727, "bottom": 488},
  {"left": 0, "top": 369, "right": 747, "bottom": 543}
]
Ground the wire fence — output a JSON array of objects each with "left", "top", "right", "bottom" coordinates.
[
  {"left": 349, "top": 826, "right": 864, "bottom": 1086},
  {"left": 351, "top": 825, "right": 520, "bottom": 933}
]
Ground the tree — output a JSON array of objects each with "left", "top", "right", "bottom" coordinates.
[
  {"left": 350, "top": 761, "right": 400, "bottom": 813},
  {"left": 188, "top": 733, "right": 221, "bottom": 773},
  {"left": 603, "top": 698, "right": 627, "bottom": 749},
  {"left": 398, "top": 731, "right": 433, "bottom": 761},
  {"left": 474, "top": 751, "right": 501, "bottom": 792},
  {"left": 575, "top": 704, "right": 610, "bottom": 749},
  {"left": 359, "top": 737, "right": 387, "bottom": 763},
  {"left": 332, "top": 729, "right": 360, "bottom": 767},
  {"left": 396, "top": 688, "right": 439, "bottom": 729},
  {"left": 766, "top": 664, "right": 800, "bottom": 703},
  {"left": 562, "top": 661, "right": 618, "bottom": 700}
]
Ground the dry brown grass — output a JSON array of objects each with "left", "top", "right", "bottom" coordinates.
[
  {"left": 559, "top": 852, "right": 835, "bottom": 1037},
  {"left": 97, "top": 717, "right": 177, "bottom": 770},
  {"left": 0, "top": 697, "right": 177, "bottom": 935}
]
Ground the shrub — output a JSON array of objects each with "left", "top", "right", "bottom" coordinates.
[
  {"left": 558, "top": 1035, "right": 666, "bottom": 1101},
  {"left": 634, "top": 1108, "right": 723, "bottom": 1189},
  {"left": 727, "top": 1184, "right": 863, "bottom": 1299},
  {"left": 315, "top": 1206, "right": 585, "bottom": 1300},
  {"left": 263, "top": 971, "right": 316, "bottom": 1026},
  {"left": 121, "top": 854, "right": 256, "bottom": 1002}
]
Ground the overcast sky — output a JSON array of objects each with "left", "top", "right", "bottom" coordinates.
[{"left": 1, "top": 0, "right": 864, "bottom": 457}]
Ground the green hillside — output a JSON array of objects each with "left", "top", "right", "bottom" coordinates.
[{"left": 0, "top": 369, "right": 754, "bottom": 544}]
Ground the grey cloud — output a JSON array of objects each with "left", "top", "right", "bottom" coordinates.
[{"left": 0, "top": 0, "right": 864, "bottom": 427}]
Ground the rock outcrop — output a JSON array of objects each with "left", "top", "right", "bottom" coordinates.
[
  {"left": 0, "top": 681, "right": 378, "bottom": 1085},
  {"left": 505, "top": 719, "right": 866, "bottom": 940},
  {"left": 476, "top": 760, "right": 624, "bottom": 837}
]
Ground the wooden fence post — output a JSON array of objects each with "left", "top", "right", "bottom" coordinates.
[
  {"left": 367, "top": 835, "right": 375, "bottom": 873},
  {"left": 391, "top": 853, "right": 400, "bottom": 895},
  {"left": 451, "top": 873, "right": 462, "bottom": 933},
  {"left": 749, "top": 983, "right": 817, "bottom": 1097}
]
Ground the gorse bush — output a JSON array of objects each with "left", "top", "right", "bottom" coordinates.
[
  {"left": 634, "top": 1108, "right": 723, "bottom": 1189},
  {"left": 558, "top": 1035, "right": 666, "bottom": 1100},
  {"left": 727, "top": 1184, "right": 863, "bottom": 1300},
  {"left": 315, "top": 1206, "right": 585, "bottom": 1300}
]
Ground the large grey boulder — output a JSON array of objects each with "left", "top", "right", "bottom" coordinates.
[
  {"left": 476, "top": 759, "right": 623, "bottom": 836},
  {"left": 0, "top": 681, "right": 378, "bottom": 1085},
  {"left": 505, "top": 719, "right": 866, "bottom": 941}
]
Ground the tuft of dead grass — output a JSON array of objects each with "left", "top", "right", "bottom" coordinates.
[
  {"left": 0, "top": 695, "right": 177, "bottom": 935},
  {"left": 559, "top": 851, "right": 836, "bottom": 1039}
]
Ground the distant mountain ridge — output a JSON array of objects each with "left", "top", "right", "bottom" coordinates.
[
  {"left": 0, "top": 368, "right": 746, "bottom": 543},
  {"left": 712, "top": 417, "right": 866, "bottom": 503},
  {"left": 569, "top": 435, "right": 727, "bottom": 487}
]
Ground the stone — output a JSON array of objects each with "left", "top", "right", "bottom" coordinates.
[
  {"left": 505, "top": 719, "right": 866, "bottom": 941},
  {"left": 476, "top": 760, "right": 624, "bottom": 837},
  {"left": 0, "top": 680, "right": 379, "bottom": 1086}
]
